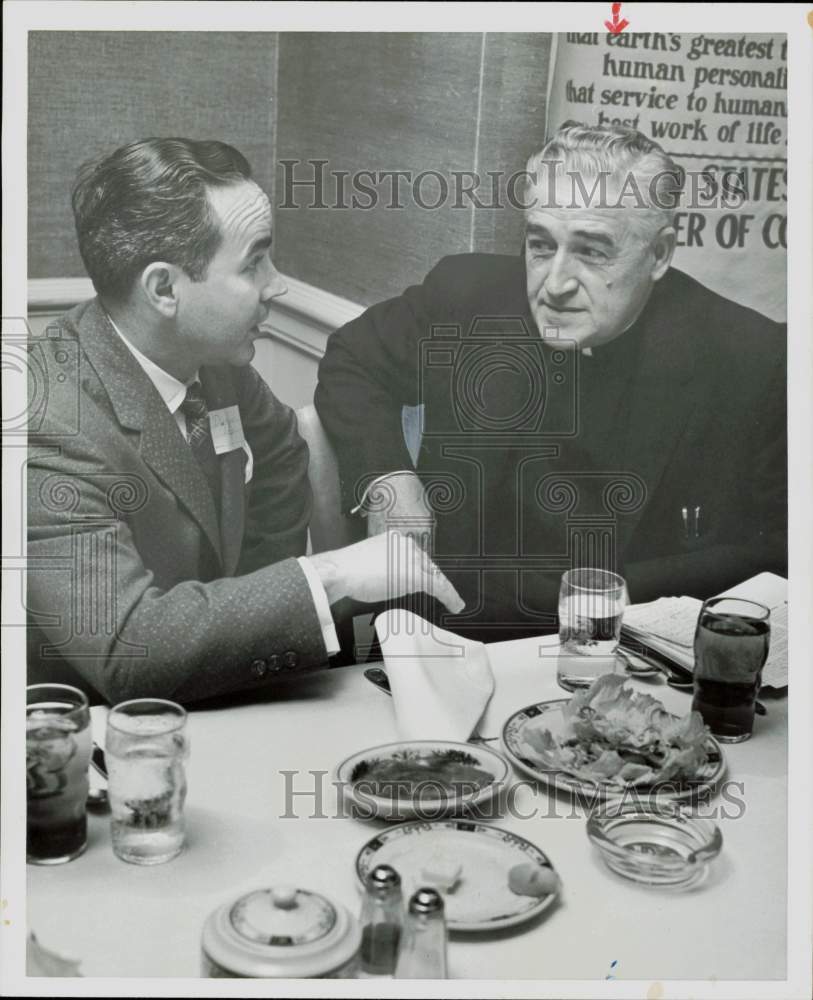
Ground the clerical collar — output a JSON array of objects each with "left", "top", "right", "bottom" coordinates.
[{"left": 582, "top": 316, "right": 647, "bottom": 369}]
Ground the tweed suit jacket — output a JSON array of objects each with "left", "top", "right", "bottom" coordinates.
[
  {"left": 27, "top": 299, "right": 327, "bottom": 704},
  {"left": 316, "top": 255, "right": 787, "bottom": 643}
]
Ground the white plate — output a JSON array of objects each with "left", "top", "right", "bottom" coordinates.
[
  {"left": 334, "top": 740, "right": 508, "bottom": 822},
  {"left": 502, "top": 699, "right": 725, "bottom": 802},
  {"left": 355, "top": 820, "right": 559, "bottom": 931}
]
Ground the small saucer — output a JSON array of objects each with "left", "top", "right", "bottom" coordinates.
[{"left": 355, "top": 819, "right": 559, "bottom": 931}]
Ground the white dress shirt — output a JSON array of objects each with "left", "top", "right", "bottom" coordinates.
[{"left": 108, "top": 316, "right": 339, "bottom": 656}]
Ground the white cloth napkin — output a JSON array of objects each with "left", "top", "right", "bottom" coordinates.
[{"left": 374, "top": 609, "right": 495, "bottom": 741}]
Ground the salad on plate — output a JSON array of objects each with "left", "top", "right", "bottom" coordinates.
[{"left": 521, "top": 674, "right": 711, "bottom": 789}]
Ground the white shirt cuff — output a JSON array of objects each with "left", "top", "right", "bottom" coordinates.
[{"left": 297, "top": 556, "right": 341, "bottom": 656}]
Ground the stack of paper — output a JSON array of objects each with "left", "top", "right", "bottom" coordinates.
[{"left": 621, "top": 573, "right": 788, "bottom": 691}]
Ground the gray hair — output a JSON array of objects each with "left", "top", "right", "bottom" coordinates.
[{"left": 526, "top": 121, "right": 685, "bottom": 234}]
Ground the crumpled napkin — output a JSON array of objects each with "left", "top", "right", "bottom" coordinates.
[
  {"left": 374, "top": 609, "right": 495, "bottom": 741},
  {"left": 27, "top": 932, "right": 82, "bottom": 976}
]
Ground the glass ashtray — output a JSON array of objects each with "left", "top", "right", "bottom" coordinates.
[{"left": 586, "top": 800, "right": 722, "bottom": 888}]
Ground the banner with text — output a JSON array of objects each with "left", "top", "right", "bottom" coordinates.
[{"left": 547, "top": 33, "right": 786, "bottom": 322}]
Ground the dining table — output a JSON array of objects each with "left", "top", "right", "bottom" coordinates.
[{"left": 26, "top": 633, "right": 788, "bottom": 983}]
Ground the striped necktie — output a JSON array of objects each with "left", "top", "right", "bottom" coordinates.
[{"left": 180, "top": 381, "right": 221, "bottom": 510}]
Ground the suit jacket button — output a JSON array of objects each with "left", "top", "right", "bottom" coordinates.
[
  {"left": 283, "top": 651, "right": 298, "bottom": 670},
  {"left": 251, "top": 658, "right": 268, "bottom": 678},
  {"left": 268, "top": 653, "right": 281, "bottom": 672}
]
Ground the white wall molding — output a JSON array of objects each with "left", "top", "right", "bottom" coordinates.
[
  {"left": 27, "top": 277, "right": 95, "bottom": 312},
  {"left": 27, "top": 274, "right": 365, "bottom": 361},
  {"left": 263, "top": 275, "right": 364, "bottom": 360},
  {"left": 272, "top": 275, "right": 364, "bottom": 333}
]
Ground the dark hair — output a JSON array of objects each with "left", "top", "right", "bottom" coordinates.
[{"left": 71, "top": 138, "right": 253, "bottom": 301}]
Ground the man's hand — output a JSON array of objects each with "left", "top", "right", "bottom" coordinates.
[
  {"left": 365, "top": 471, "right": 433, "bottom": 546},
  {"left": 309, "top": 530, "right": 465, "bottom": 613}
]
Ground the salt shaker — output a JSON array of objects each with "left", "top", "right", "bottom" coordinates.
[
  {"left": 358, "top": 864, "right": 403, "bottom": 976},
  {"left": 394, "top": 887, "right": 448, "bottom": 979}
]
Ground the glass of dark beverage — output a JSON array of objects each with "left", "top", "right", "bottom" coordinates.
[
  {"left": 691, "top": 598, "right": 771, "bottom": 743},
  {"left": 27, "top": 683, "right": 92, "bottom": 864}
]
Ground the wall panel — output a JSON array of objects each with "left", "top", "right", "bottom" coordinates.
[
  {"left": 28, "top": 31, "right": 278, "bottom": 279},
  {"left": 473, "top": 33, "right": 553, "bottom": 257},
  {"left": 273, "top": 32, "right": 484, "bottom": 305}
]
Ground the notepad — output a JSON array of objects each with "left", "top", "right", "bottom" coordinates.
[{"left": 622, "top": 572, "right": 788, "bottom": 691}]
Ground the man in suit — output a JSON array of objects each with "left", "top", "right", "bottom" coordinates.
[
  {"left": 315, "top": 123, "right": 787, "bottom": 643},
  {"left": 27, "top": 138, "right": 463, "bottom": 704}
]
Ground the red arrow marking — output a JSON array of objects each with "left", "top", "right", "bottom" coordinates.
[
  {"left": 606, "top": 18, "right": 630, "bottom": 32},
  {"left": 605, "top": 1, "right": 630, "bottom": 33}
]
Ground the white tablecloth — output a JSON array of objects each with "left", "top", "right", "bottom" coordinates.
[{"left": 27, "top": 635, "right": 787, "bottom": 982}]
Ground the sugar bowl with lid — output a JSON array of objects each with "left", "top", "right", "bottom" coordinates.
[{"left": 201, "top": 884, "right": 361, "bottom": 978}]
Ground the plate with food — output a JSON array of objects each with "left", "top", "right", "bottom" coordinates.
[
  {"left": 501, "top": 674, "right": 724, "bottom": 801},
  {"left": 355, "top": 819, "right": 560, "bottom": 931},
  {"left": 335, "top": 740, "right": 508, "bottom": 821}
]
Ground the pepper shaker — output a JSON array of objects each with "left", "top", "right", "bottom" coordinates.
[
  {"left": 358, "top": 864, "right": 403, "bottom": 976},
  {"left": 394, "top": 887, "right": 447, "bottom": 979}
]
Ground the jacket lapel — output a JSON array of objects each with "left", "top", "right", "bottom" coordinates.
[
  {"left": 76, "top": 300, "right": 223, "bottom": 564},
  {"left": 199, "top": 367, "right": 247, "bottom": 577}
]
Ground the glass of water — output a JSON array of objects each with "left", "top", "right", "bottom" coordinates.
[
  {"left": 557, "top": 568, "right": 627, "bottom": 691},
  {"left": 106, "top": 699, "right": 188, "bottom": 865}
]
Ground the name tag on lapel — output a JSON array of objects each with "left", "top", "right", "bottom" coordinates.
[{"left": 209, "top": 405, "right": 246, "bottom": 455}]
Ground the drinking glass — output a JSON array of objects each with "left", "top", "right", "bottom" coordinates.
[
  {"left": 106, "top": 699, "right": 188, "bottom": 864},
  {"left": 26, "top": 684, "right": 92, "bottom": 864},
  {"left": 691, "top": 597, "right": 770, "bottom": 743},
  {"left": 557, "top": 568, "right": 627, "bottom": 691}
]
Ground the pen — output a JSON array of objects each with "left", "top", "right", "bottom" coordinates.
[
  {"left": 694, "top": 505, "right": 701, "bottom": 538},
  {"left": 681, "top": 506, "right": 689, "bottom": 540},
  {"left": 87, "top": 742, "right": 109, "bottom": 812},
  {"left": 91, "top": 742, "right": 108, "bottom": 779}
]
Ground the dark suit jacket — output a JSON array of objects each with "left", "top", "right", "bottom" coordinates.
[
  {"left": 315, "top": 255, "right": 787, "bottom": 643},
  {"left": 27, "top": 299, "right": 328, "bottom": 704}
]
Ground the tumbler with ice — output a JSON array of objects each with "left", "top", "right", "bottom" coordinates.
[
  {"left": 27, "top": 684, "right": 92, "bottom": 864},
  {"left": 106, "top": 699, "right": 188, "bottom": 865}
]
